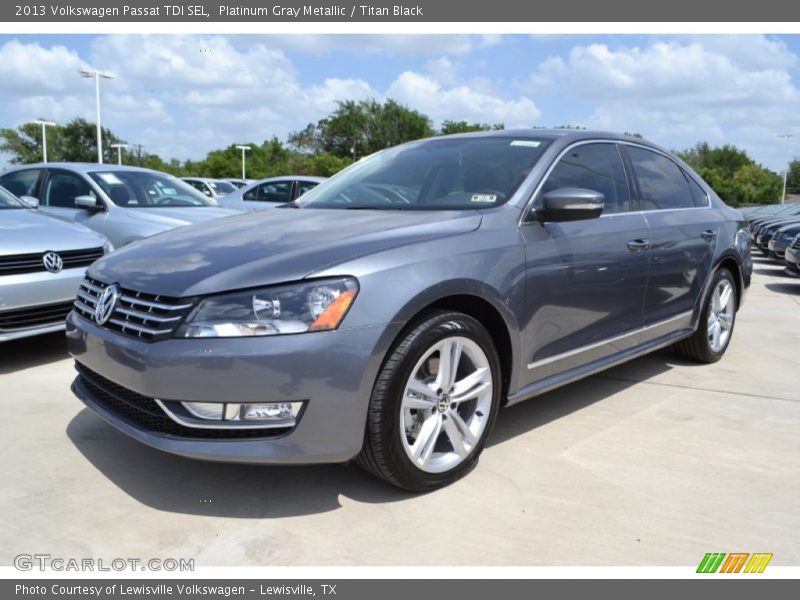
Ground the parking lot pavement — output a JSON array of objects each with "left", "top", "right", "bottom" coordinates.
[{"left": 1, "top": 260, "right": 799, "bottom": 567}]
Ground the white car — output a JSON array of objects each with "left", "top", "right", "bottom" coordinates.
[{"left": 182, "top": 177, "right": 239, "bottom": 199}]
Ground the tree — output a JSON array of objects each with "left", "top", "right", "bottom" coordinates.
[
  {"left": 290, "top": 99, "right": 434, "bottom": 159},
  {"left": 786, "top": 158, "right": 800, "bottom": 196},
  {"left": 439, "top": 120, "right": 504, "bottom": 135},
  {"left": 0, "top": 118, "right": 125, "bottom": 164}
]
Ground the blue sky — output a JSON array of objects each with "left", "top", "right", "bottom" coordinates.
[{"left": 1, "top": 34, "right": 799, "bottom": 171}]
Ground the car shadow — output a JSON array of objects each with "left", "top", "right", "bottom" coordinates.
[
  {"left": 0, "top": 332, "right": 69, "bottom": 375},
  {"left": 753, "top": 267, "right": 794, "bottom": 277},
  {"left": 66, "top": 349, "right": 684, "bottom": 519},
  {"left": 765, "top": 282, "right": 800, "bottom": 295}
]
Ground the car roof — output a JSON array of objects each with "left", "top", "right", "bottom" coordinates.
[
  {"left": 253, "top": 176, "right": 328, "bottom": 183},
  {"left": 2, "top": 162, "right": 162, "bottom": 175}
]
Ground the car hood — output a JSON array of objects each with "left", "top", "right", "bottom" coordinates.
[
  {"left": 0, "top": 209, "right": 108, "bottom": 255},
  {"left": 90, "top": 208, "right": 482, "bottom": 297},
  {"left": 123, "top": 206, "right": 240, "bottom": 228}
]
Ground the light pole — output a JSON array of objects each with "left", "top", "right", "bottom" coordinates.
[
  {"left": 110, "top": 143, "right": 128, "bottom": 165},
  {"left": 79, "top": 68, "right": 114, "bottom": 164},
  {"left": 235, "top": 145, "right": 251, "bottom": 180},
  {"left": 779, "top": 133, "right": 794, "bottom": 206},
  {"left": 33, "top": 119, "right": 56, "bottom": 163}
]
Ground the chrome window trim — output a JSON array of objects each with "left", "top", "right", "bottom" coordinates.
[
  {"left": 527, "top": 309, "right": 693, "bottom": 370},
  {"left": 520, "top": 138, "right": 713, "bottom": 225}
]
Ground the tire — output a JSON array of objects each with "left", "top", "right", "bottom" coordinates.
[
  {"left": 673, "top": 268, "right": 737, "bottom": 364},
  {"left": 357, "top": 310, "right": 502, "bottom": 492}
]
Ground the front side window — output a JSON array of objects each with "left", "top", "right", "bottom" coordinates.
[
  {"left": 43, "top": 171, "right": 94, "bottom": 209},
  {"left": 0, "top": 185, "right": 25, "bottom": 208},
  {"left": 627, "top": 147, "right": 694, "bottom": 210},
  {"left": 297, "top": 136, "right": 552, "bottom": 210},
  {"left": 540, "top": 143, "right": 631, "bottom": 214},
  {"left": 0, "top": 169, "right": 42, "bottom": 199},
  {"left": 90, "top": 171, "right": 216, "bottom": 207}
]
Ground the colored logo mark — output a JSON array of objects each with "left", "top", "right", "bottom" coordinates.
[{"left": 697, "top": 552, "right": 773, "bottom": 573}]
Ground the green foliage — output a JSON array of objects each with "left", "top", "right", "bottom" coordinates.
[
  {"left": 786, "top": 158, "right": 800, "bottom": 195},
  {"left": 676, "top": 142, "right": 781, "bottom": 206},
  {"left": 439, "top": 120, "right": 504, "bottom": 135},
  {"left": 0, "top": 118, "right": 124, "bottom": 164},
  {"left": 289, "top": 98, "right": 434, "bottom": 159}
]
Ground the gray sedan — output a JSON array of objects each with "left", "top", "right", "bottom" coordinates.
[
  {"left": 0, "top": 185, "right": 111, "bottom": 342},
  {"left": 67, "top": 130, "right": 751, "bottom": 491},
  {"left": 0, "top": 164, "right": 240, "bottom": 248}
]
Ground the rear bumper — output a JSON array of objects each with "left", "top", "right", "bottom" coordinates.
[{"left": 66, "top": 310, "right": 398, "bottom": 464}]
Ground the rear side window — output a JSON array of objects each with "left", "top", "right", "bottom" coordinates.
[
  {"left": 627, "top": 147, "right": 694, "bottom": 210},
  {"left": 246, "top": 181, "right": 292, "bottom": 203},
  {"left": 0, "top": 169, "right": 42, "bottom": 198},
  {"left": 684, "top": 173, "right": 709, "bottom": 207},
  {"left": 541, "top": 143, "right": 631, "bottom": 214},
  {"left": 295, "top": 180, "right": 319, "bottom": 198}
]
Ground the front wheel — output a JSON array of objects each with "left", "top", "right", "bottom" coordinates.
[
  {"left": 357, "top": 311, "right": 502, "bottom": 491},
  {"left": 673, "top": 268, "right": 737, "bottom": 363}
]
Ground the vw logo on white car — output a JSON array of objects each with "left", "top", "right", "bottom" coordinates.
[
  {"left": 42, "top": 251, "right": 63, "bottom": 274},
  {"left": 94, "top": 284, "right": 120, "bottom": 325}
]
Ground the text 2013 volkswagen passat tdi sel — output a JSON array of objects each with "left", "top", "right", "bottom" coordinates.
[{"left": 67, "top": 130, "right": 751, "bottom": 491}]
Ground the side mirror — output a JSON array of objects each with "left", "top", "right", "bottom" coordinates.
[
  {"left": 75, "top": 195, "right": 101, "bottom": 210},
  {"left": 536, "top": 188, "right": 604, "bottom": 222},
  {"left": 19, "top": 195, "right": 39, "bottom": 209}
]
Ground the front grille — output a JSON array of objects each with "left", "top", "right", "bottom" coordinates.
[
  {"left": 0, "top": 300, "right": 73, "bottom": 331},
  {"left": 0, "top": 247, "right": 104, "bottom": 276},
  {"left": 75, "top": 362, "right": 289, "bottom": 439},
  {"left": 73, "top": 276, "right": 194, "bottom": 341}
]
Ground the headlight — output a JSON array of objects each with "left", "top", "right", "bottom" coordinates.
[
  {"left": 734, "top": 228, "right": 749, "bottom": 248},
  {"left": 102, "top": 240, "right": 115, "bottom": 254},
  {"left": 174, "top": 277, "right": 358, "bottom": 338}
]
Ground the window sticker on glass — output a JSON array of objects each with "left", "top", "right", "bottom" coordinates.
[
  {"left": 471, "top": 193, "right": 497, "bottom": 203},
  {"left": 97, "top": 172, "right": 123, "bottom": 185},
  {"left": 510, "top": 140, "right": 541, "bottom": 148}
]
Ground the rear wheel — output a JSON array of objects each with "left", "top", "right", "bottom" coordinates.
[
  {"left": 673, "top": 268, "right": 737, "bottom": 363},
  {"left": 357, "top": 311, "right": 501, "bottom": 491}
]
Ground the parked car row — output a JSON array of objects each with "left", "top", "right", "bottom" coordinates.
[
  {"left": 741, "top": 202, "right": 800, "bottom": 276},
  {"left": 0, "top": 163, "right": 325, "bottom": 341}
]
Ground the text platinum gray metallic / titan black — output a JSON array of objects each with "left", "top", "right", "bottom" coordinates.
[{"left": 66, "top": 130, "right": 752, "bottom": 491}]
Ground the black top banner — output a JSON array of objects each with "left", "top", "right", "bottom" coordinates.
[{"left": 4, "top": 0, "right": 800, "bottom": 22}]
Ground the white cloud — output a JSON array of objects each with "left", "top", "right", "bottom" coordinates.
[
  {"left": 0, "top": 40, "right": 87, "bottom": 96},
  {"left": 265, "top": 34, "right": 500, "bottom": 56},
  {"left": 528, "top": 37, "right": 800, "bottom": 169},
  {"left": 388, "top": 71, "right": 541, "bottom": 127}
]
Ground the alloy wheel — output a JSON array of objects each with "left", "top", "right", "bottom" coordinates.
[{"left": 707, "top": 279, "right": 735, "bottom": 353}]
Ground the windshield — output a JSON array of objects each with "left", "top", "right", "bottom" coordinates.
[
  {"left": 209, "top": 180, "right": 237, "bottom": 195},
  {"left": 89, "top": 171, "right": 218, "bottom": 208},
  {"left": 296, "top": 136, "right": 552, "bottom": 210},
  {"left": 0, "top": 185, "right": 25, "bottom": 209}
]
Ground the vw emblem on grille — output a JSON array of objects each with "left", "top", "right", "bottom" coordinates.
[
  {"left": 94, "top": 284, "right": 120, "bottom": 325},
  {"left": 42, "top": 251, "right": 63, "bottom": 274}
]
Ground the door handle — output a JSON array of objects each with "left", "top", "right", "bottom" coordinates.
[
  {"left": 701, "top": 230, "right": 718, "bottom": 241},
  {"left": 627, "top": 239, "right": 650, "bottom": 254}
]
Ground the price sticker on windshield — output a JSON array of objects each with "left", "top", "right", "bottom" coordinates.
[{"left": 471, "top": 193, "right": 497, "bottom": 203}]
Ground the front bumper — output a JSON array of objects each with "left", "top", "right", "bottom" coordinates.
[
  {"left": 768, "top": 239, "right": 788, "bottom": 258},
  {"left": 66, "top": 310, "right": 398, "bottom": 464},
  {"left": 785, "top": 247, "right": 800, "bottom": 276},
  {"left": 0, "top": 268, "right": 86, "bottom": 342}
]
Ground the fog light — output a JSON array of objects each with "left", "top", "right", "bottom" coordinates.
[
  {"left": 181, "top": 402, "right": 223, "bottom": 420},
  {"left": 241, "top": 402, "right": 301, "bottom": 421}
]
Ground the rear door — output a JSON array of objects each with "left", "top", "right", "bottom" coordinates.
[
  {"left": 623, "top": 145, "right": 717, "bottom": 331},
  {"left": 520, "top": 141, "right": 650, "bottom": 386}
]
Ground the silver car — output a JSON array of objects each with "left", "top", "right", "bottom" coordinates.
[
  {"left": 0, "top": 164, "right": 240, "bottom": 248},
  {"left": 216, "top": 176, "right": 326, "bottom": 211},
  {"left": 0, "top": 185, "right": 111, "bottom": 342}
]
